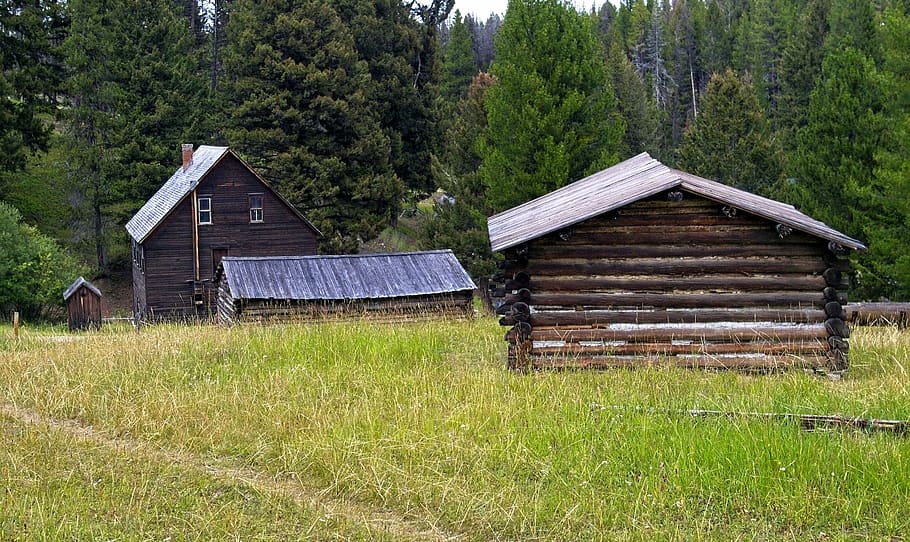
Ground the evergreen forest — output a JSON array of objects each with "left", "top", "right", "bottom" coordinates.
[{"left": 2, "top": 0, "right": 909, "bottom": 319}]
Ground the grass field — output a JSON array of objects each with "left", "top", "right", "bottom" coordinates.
[{"left": 1, "top": 318, "right": 909, "bottom": 540}]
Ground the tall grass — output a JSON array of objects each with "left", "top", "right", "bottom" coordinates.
[{"left": 1, "top": 320, "right": 908, "bottom": 540}]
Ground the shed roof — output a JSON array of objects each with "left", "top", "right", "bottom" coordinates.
[
  {"left": 217, "top": 250, "right": 476, "bottom": 301},
  {"left": 487, "top": 152, "right": 866, "bottom": 253},
  {"left": 63, "top": 276, "right": 102, "bottom": 300},
  {"left": 125, "top": 145, "right": 319, "bottom": 243}
]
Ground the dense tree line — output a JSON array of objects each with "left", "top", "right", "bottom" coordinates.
[
  {"left": 1, "top": 0, "right": 909, "bottom": 318},
  {"left": 427, "top": 0, "right": 910, "bottom": 300}
]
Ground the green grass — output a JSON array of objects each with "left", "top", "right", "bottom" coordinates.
[{"left": 1, "top": 319, "right": 909, "bottom": 540}]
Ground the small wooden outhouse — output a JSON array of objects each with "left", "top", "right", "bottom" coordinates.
[
  {"left": 488, "top": 153, "right": 866, "bottom": 371},
  {"left": 63, "top": 277, "right": 102, "bottom": 331}
]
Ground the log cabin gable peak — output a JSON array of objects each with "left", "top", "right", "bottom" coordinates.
[
  {"left": 125, "top": 145, "right": 320, "bottom": 244},
  {"left": 487, "top": 153, "right": 866, "bottom": 253}
]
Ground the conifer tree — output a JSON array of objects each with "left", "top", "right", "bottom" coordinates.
[
  {"left": 61, "top": 0, "right": 209, "bottom": 272},
  {"left": 678, "top": 69, "right": 782, "bottom": 195},
  {"left": 222, "top": 0, "right": 403, "bottom": 253},
  {"left": 441, "top": 10, "right": 476, "bottom": 100},
  {"left": 480, "top": 0, "right": 624, "bottom": 211},
  {"left": 776, "top": 0, "right": 830, "bottom": 148},
  {"left": 0, "top": 0, "right": 67, "bottom": 174}
]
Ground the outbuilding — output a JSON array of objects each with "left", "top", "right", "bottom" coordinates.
[
  {"left": 488, "top": 153, "right": 866, "bottom": 371},
  {"left": 215, "top": 250, "right": 476, "bottom": 324},
  {"left": 63, "top": 277, "right": 102, "bottom": 331},
  {"left": 125, "top": 144, "right": 320, "bottom": 322}
]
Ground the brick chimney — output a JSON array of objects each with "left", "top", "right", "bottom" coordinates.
[{"left": 181, "top": 143, "right": 194, "bottom": 171}]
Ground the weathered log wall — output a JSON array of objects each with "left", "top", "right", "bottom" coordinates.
[
  {"left": 218, "top": 290, "right": 474, "bottom": 325},
  {"left": 492, "top": 192, "right": 852, "bottom": 371}
]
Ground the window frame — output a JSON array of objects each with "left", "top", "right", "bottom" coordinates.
[
  {"left": 197, "top": 195, "right": 213, "bottom": 225},
  {"left": 249, "top": 193, "right": 264, "bottom": 223}
]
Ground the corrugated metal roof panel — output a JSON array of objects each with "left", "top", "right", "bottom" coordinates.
[
  {"left": 220, "top": 250, "right": 476, "bottom": 301},
  {"left": 487, "top": 152, "right": 866, "bottom": 252},
  {"left": 125, "top": 146, "right": 229, "bottom": 242}
]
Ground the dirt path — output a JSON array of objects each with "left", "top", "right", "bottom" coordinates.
[{"left": 0, "top": 402, "right": 463, "bottom": 542}]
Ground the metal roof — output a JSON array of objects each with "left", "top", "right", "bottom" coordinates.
[
  {"left": 218, "top": 250, "right": 476, "bottom": 301},
  {"left": 125, "top": 146, "right": 320, "bottom": 243},
  {"left": 488, "top": 152, "right": 866, "bottom": 252},
  {"left": 63, "top": 276, "right": 102, "bottom": 300}
]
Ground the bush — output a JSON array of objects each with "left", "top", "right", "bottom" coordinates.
[{"left": 0, "top": 201, "right": 88, "bottom": 321}]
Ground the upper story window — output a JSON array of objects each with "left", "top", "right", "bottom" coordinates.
[
  {"left": 197, "top": 196, "right": 212, "bottom": 225},
  {"left": 249, "top": 194, "right": 264, "bottom": 223}
]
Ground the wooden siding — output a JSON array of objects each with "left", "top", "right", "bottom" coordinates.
[
  {"left": 493, "top": 192, "right": 851, "bottom": 371},
  {"left": 139, "top": 153, "right": 318, "bottom": 320},
  {"left": 66, "top": 284, "right": 102, "bottom": 331}
]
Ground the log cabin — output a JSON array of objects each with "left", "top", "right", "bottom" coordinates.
[
  {"left": 125, "top": 144, "right": 320, "bottom": 321},
  {"left": 488, "top": 152, "right": 866, "bottom": 372},
  {"left": 214, "top": 250, "right": 475, "bottom": 324}
]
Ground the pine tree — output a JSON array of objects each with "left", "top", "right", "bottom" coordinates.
[
  {"left": 421, "top": 73, "right": 497, "bottom": 279},
  {"left": 678, "top": 69, "right": 782, "bottom": 194},
  {"left": 480, "top": 0, "right": 624, "bottom": 211},
  {"left": 776, "top": 0, "right": 830, "bottom": 149},
  {"left": 0, "top": 0, "right": 67, "bottom": 174},
  {"left": 61, "top": 0, "right": 211, "bottom": 272},
  {"left": 441, "top": 10, "right": 476, "bottom": 100},
  {"left": 862, "top": 7, "right": 910, "bottom": 299},
  {"left": 793, "top": 48, "right": 884, "bottom": 296},
  {"left": 222, "top": 0, "right": 403, "bottom": 253}
]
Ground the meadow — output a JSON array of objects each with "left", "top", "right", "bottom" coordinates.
[{"left": 1, "top": 318, "right": 908, "bottom": 541}]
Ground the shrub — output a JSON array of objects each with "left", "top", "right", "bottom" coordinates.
[{"left": 0, "top": 201, "right": 87, "bottom": 321}]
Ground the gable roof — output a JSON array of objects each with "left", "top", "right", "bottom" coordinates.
[
  {"left": 63, "top": 276, "right": 102, "bottom": 300},
  {"left": 217, "top": 250, "right": 476, "bottom": 301},
  {"left": 487, "top": 152, "right": 866, "bottom": 252},
  {"left": 125, "top": 145, "right": 320, "bottom": 243}
]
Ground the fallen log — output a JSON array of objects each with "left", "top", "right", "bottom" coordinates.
[{"left": 591, "top": 405, "right": 908, "bottom": 436}]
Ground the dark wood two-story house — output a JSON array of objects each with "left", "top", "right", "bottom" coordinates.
[{"left": 125, "top": 144, "right": 320, "bottom": 321}]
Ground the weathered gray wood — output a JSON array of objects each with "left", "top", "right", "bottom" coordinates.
[
  {"left": 530, "top": 243, "right": 824, "bottom": 259},
  {"left": 824, "top": 318, "right": 850, "bottom": 338},
  {"left": 528, "top": 275, "right": 827, "bottom": 293},
  {"left": 824, "top": 301, "right": 845, "bottom": 319},
  {"left": 525, "top": 291, "right": 826, "bottom": 309},
  {"left": 847, "top": 302, "right": 910, "bottom": 327},
  {"left": 531, "top": 354, "right": 829, "bottom": 371},
  {"left": 531, "top": 325, "right": 829, "bottom": 343},
  {"left": 504, "top": 256, "right": 826, "bottom": 275},
  {"left": 532, "top": 341, "right": 828, "bottom": 356},
  {"left": 529, "top": 308, "right": 827, "bottom": 327}
]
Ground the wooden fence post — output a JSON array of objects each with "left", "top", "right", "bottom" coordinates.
[{"left": 13, "top": 311, "right": 19, "bottom": 341}]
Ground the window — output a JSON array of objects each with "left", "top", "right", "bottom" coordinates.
[
  {"left": 132, "top": 240, "right": 144, "bottom": 272},
  {"left": 249, "top": 194, "right": 263, "bottom": 223},
  {"left": 197, "top": 196, "right": 212, "bottom": 225}
]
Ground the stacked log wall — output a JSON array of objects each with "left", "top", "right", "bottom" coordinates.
[
  {"left": 493, "top": 192, "right": 851, "bottom": 371},
  {"left": 220, "top": 291, "right": 474, "bottom": 325}
]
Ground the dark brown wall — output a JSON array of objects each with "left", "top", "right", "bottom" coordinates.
[
  {"left": 138, "top": 154, "right": 318, "bottom": 319},
  {"left": 494, "top": 191, "right": 850, "bottom": 370},
  {"left": 66, "top": 286, "right": 102, "bottom": 331}
]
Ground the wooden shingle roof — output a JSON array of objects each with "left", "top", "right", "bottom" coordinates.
[
  {"left": 63, "top": 276, "right": 101, "bottom": 300},
  {"left": 217, "top": 250, "right": 476, "bottom": 301},
  {"left": 488, "top": 152, "right": 866, "bottom": 252},
  {"left": 125, "top": 145, "right": 319, "bottom": 243}
]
